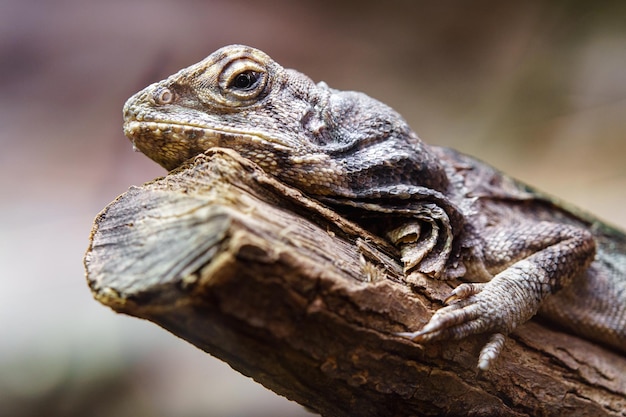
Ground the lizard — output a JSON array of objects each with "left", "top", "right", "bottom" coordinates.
[{"left": 121, "top": 44, "right": 626, "bottom": 370}]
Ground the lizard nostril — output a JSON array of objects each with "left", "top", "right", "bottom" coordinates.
[{"left": 153, "top": 87, "right": 175, "bottom": 105}]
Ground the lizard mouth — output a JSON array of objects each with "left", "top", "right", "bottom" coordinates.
[
  {"left": 123, "top": 120, "right": 225, "bottom": 170},
  {"left": 123, "top": 119, "right": 290, "bottom": 171},
  {"left": 123, "top": 120, "right": 221, "bottom": 147}
]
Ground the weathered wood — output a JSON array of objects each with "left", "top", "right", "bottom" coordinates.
[{"left": 85, "top": 149, "right": 626, "bottom": 417}]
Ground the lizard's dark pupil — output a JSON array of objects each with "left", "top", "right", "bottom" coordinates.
[{"left": 233, "top": 72, "right": 258, "bottom": 90}]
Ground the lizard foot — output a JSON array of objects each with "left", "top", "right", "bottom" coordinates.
[{"left": 396, "top": 275, "right": 535, "bottom": 370}]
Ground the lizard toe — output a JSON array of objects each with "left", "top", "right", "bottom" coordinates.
[
  {"left": 399, "top": 301, "right": 487, "bottom": 343},
  {"left": 444, "top": 282, "right": 487, "bottom": 304},
  {"left": 477, "top": 333, "right": 507, "bottom": 371}
]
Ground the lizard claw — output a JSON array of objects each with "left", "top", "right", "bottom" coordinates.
[
  {"left": 395, "top": 302, "right": 483, "bottom": 346},
  {"left": 395, "top": 319, "right": 444, "bottom": 342},
  {"left": 444, "top": 282, "right": 486, "bottom": 304}
]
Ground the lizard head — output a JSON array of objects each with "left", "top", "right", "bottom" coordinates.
[{"left": 123, "top": 44, "right": 449, "bottom": 196}]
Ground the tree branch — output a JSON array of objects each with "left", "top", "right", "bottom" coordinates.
[{"left": 85, "top": 149, "right": 626, "bottom": 417}]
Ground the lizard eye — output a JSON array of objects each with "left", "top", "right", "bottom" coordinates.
[
  {"left": 216, "top": 57, "right": 269, "bottom": 106},
  {"left": 230, "top": 71, "right": 261, "bottom": 91}
]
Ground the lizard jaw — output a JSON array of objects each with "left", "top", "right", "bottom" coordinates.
[
  {"left": 123, "top": 119, "right": 292, "bottom": 171},
  {"left": 123, "top": 120, "right": 222, "bottom": 170}
]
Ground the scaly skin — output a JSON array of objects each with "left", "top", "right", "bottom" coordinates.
[{"left": 123, "top": 45, "right": 626, "bottom": 369}]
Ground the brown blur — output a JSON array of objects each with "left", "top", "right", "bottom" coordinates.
[{"left": 1, "top": 1, "right": 624, "bottom": 416}]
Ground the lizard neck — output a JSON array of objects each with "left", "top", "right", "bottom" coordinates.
[{"left": 299, "top": 87, "right": 451, "bottom": 196}]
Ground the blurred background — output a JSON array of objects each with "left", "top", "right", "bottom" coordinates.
[{"left": 1, "top": 1, "right": 625, "bottom": 416}]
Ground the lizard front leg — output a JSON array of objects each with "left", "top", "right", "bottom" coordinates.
[{"left": 398, "top": 221, "right": 596, "bottom": 370}]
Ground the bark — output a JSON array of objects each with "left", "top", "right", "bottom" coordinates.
[{"left": 84, "top": 149, "right": 626, "bottom": 417}]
